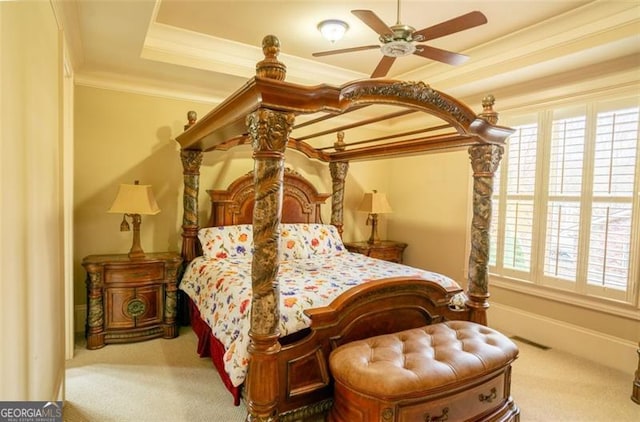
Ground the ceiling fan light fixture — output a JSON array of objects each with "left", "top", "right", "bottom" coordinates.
[
  {"left": 317, "top": 19, "right": 349, "bottom": 43},
  {"left": 381, "top": 40, "right": 415, "bottom": 57}
]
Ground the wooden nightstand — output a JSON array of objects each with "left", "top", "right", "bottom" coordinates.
[
  {"left": 344, "top": 240, "right": 408, "bottom": 263},
  {"left": 82, "top": 252, "right": 182, "bottom": 350}
]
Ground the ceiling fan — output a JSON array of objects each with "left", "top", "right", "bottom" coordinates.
[{"left": 312, "top": 1, "right": 488, "bottom": 78}]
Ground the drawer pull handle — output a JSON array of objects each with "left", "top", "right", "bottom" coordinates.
[
  {"left": 126, "top": 299, "right": 146, "bottom": 318},
  {"left": 424, "top": 407, "right": 448, "bottom": 422},
  {"left": 479, "top": 387, "right": 497, "bottom": 403}
]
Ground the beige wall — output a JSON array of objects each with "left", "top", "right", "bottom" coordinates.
[
  {"left": 490, "top": 287, "right": 638, "bottom": 342},
  {"left": 0, "top": 1, "right": 65, "bottom": 400},
  {"left": 386, "top": 150, "right": 472, "bottom": 284},
  {"left": 74, "top": 87, "right": 213, "bottom": 308}
]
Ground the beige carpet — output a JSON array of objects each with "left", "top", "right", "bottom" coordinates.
[
  {"left": 64, "top": 327, "right": 247, "bottom": 422},
  {"left": 64, "top": 326, "right": 639, "bottom": 421}
]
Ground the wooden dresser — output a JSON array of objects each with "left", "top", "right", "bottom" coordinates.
[
  {"left": 343, "top": 240, "right": 407, "bottom": 263},
  {"left": 82, "top": 252, "right": 182, "bottom": 350}
]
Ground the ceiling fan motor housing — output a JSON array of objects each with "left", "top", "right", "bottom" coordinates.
[
  {"left": 380, "top": 40, "right": 414, "bottom": 57},
  {"left": 379, "top": 24, "right": 420, "bottom": 57}
]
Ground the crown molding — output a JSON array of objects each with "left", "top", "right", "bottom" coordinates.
[
  {"left": 141, "top": 17, "right": 365, "bottom": 86},
  {"left": 50, "top": 0, "right": 85, "bottom": 71},
  {"left": 401, "top": 1, "right": 640, "bottom": 96},
  {"left": 74, "top": 69, "right": 222, "bottom": 105},
  {"left": 67, "top": 0, "right": 639, "bottom": 116}
]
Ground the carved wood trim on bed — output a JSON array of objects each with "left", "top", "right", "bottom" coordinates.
[
  {"left": 206, "top": 168, "right": 330, "bottom": 227},
  {"left": 175, "top": 35, "right": 513, "bottom": 421},
  {"left": 277, "top": 277, "right": 469, "bottom": 417}
]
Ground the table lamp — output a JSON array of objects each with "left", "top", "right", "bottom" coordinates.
[
  {"left": 358, "top": 190, "right": 393, "bottom": 244},
  {"left": 108, "top": 180, "right": 160, "bottom": 259}
]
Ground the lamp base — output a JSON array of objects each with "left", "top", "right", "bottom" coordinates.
[
  {"left": 367, "top": 213, "right": 380, "bottom": 244},
  {"left": 128, "top": 250, "right": 146, "bottom": 260},
  {"left": 128, "top": 214, "right": 146, "bottom": 259}
]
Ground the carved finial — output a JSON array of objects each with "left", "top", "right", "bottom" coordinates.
[
  {"left": 478, "top": 94, "right": 498, "bottom": 125},
  {"left": 482, "top": 95, "right": 495, "bottom": 112},
  {"left": 256, "top": 35, "right": 287, "bottom": 81},
  {"left": 184, "top": 111, "right": 197, "bottom": 131},
  {"left": 334, "top": 131, "right": 346, "bottom": 152}
]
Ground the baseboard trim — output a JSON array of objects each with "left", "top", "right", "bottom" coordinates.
[
  {"left": 75, "top": 301, "right": 637, "bottom": 374},
  {"left": 56, "top": 365, "right": 65, "bottom": 402},
  {"left": 489, "top": 302, "right": 637, "bottom": 374},
  {"left": 74, "top": 305, "right": 86, "bottom": 334}
]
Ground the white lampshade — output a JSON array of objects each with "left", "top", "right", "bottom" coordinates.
[
  {"left": 108, "top": 181, "right": 161, "bottom": 215},
  {"left": 358, "top": 191, "right": 392, "bottom": 214},
  {"left": 317, "top": 19, "right": 349, "bottom": 43}
]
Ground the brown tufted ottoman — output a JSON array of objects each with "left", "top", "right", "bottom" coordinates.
[{"left": 328, "top": 321, "right": 520, "bottom": 422}]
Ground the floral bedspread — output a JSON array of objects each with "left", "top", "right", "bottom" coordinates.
[{"left": 179, "top": 252, "right": 464, "bottom": 387}]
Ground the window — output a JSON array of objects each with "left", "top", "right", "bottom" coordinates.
[{"left": 490, "top": 97, "right": 640, "bottom": 304}]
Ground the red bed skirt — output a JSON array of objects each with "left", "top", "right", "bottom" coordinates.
[{"left": 188, "top": 298, "right": 242, "bottom": 406}]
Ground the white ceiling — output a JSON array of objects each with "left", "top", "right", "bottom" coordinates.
[{"left": 59, "top": 0, "right": 639, "bottom": 108}]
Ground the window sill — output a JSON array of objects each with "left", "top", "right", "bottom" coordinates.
[{"left": 489, "top": 274, "right": 640, "bottom": 321}]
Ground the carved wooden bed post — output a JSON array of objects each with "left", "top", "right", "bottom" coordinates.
[
  {"left": 244, "top": 35, "right": 294, "bottom": 422},
  {"left": 180, "top": 111, "right": 202, "bottom": 263},
  {"left": 178, "top": 115, "right": 203, "bottom": 326},
  {"left": 466, "top": 95, "right": 504, "bottom": 325},
  {"left": 329, "top": 131, "right": 349, "bottom": 236}
]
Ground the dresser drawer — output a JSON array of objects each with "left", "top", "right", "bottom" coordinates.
[
  {"left": 397, "top": 371, "right": 507, "bottom": 422},
  {"left": 105, "top": 262, "right": 164, "bottom": 284}
]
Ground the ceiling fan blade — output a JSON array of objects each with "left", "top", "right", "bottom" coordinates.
[
  {"left": 312, "top": 45, "right": 380, "bottom": 57},
  {"left": 371, "top": 56, "right": 396, "bottom": 78},
  {"left": 413, "top": 45, "right": 469, "bottom": 66},
  {"left": 352, "top": 10, "right": 394, "bottom": 37},
  {"left": 414, "top": 11, "right": 487, "bottom": 41}
]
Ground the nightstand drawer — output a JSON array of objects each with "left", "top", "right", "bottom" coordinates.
[
  {"left": 369, "top": 247, "right": 401, "bottom": 262},
  {"left": 105, "top": 262, "right": 164, "bottom": 284},
  {"left": 344, "top": 240, "right": 407, "bottom": 264}
]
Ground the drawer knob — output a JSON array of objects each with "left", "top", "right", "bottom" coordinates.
[
  {"left": 424, "top": 407, "right": 448, "bottom": 422},
  {"left": 479, "top": 387, "right": 497, "bottom": 403},
  {"left": 126, "top": 298, "right": 146, "bottom": 317}
]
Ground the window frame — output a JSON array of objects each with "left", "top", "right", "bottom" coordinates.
[{"left": 489, "top": 94, "right": 640, "bottom": 315}]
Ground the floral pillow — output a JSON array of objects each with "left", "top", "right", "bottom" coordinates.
[
  {"left": 295, "top": 224, "right": 345, "bottom": 256},
  {"left": 279, "top": 224, "right": 311, "bottom": 260},
  {"left": 198, "top": 223, "right": 344, "bottom": 260},
  {"left": 198, "top": 225, "right": 253, "bottom": 259}
]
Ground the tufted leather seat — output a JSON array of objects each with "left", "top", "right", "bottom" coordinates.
[{"left": 328, "top": 321, "right": 520, "bottom": 422}]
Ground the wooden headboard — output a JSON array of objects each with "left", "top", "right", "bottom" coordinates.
[{"left": 206, "top": 168, "right": 331, "bottom": 227}]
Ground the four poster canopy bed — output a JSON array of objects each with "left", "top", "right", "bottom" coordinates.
[{"left": 175, "top": 35, "right": 515, "bottom": 421}]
